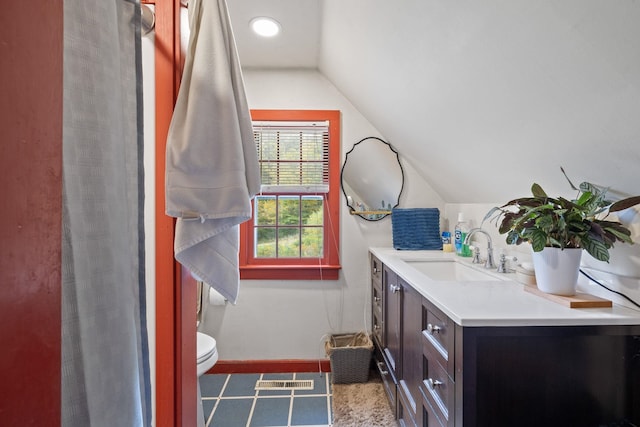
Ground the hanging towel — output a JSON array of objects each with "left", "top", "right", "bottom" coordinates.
[{"left": 165, "top": 0, "right": 260, "bottom": 304}]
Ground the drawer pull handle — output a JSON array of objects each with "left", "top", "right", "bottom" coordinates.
[
  {"left": 377, "top": 361, "right": 388, "bottom": 375},
  {"left": 426, "top": 323, "right": 442, "bottom": 335},
  {"left": 373, "top": 267, "right": 378, "bottom": 274},
  {"left": 390, "top": 284, "right": 401, "bottom": 293},
  {"left": 426, "top": 378, "right": 443, "bottom": 389},
  {"left": 374, "top": 324, "right": 381, "bottom": 330},
  {"left": 374, "top": 296, "right": 381, "bottom": 302}
]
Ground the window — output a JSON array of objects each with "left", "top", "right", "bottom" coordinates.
[{"left": 240, "top": 110, "right": 341, "bottom": 280}]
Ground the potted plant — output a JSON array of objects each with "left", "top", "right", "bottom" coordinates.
[{"left": 485, "top": 168, "right": 640, "bottom": 296}]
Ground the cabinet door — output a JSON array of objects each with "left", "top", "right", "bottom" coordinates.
[
  {"left": 383, "top": 264, "right": 401, "bottom": 380},
  {"left": 399, "top": 278, "right": 423, "bottom": 427}
]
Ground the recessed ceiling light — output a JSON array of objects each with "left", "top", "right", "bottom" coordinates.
[{"left": 250, "top": 17, "right": 280, "bottom": 37}]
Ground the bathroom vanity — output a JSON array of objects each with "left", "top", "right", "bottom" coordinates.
[{"left": 370, "top": 248, "right": 640, "bottom": 427}]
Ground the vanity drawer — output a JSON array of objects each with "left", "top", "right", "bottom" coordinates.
[
  {"left": 372, "top": 310, "right": 383, "bottom": 347},
  {"left": 371, "top": 254, "right": 383, "bottom": 287},
  {"left": 398, "top": 386, "right": 418, "bottom": 427},
  {"left": 373, "top": 346, "right": 397, "bottom": 418},
  {"left": 372, "top": 278, "right": 384, "bottom": 346},
  {"left": 421, "top": 387, "right": 446, "bottom": 427},
  {"left": 422, "top": 299, "right": 455, "bottom": 377},
  {"left": 421, "top": 349, "right": 453, "bottom": 425},
  {"left": 372, "top": 281, "right": 384, "bottom": 317}
]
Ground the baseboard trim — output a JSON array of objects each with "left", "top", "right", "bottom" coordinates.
[{"left": 207, "top": 359, "right": 331, "bottom": 374}]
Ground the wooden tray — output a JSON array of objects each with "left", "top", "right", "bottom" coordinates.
[{"left": 524, "top": 285, "right": 612, "bottom": 308}]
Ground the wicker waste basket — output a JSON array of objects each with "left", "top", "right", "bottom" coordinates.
[{"left": 325, "top": 332, "right": 373, "bottom": 384}]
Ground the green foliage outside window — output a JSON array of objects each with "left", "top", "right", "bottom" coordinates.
[{"left": 255, "top": 195, "right": 324, "bottom": 258}]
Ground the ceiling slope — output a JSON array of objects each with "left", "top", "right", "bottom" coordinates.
[{"left": 318, "top": 0, "right": 640, "bottom": 203}]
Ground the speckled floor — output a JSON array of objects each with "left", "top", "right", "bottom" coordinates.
[{"left": 331, "top": 377, "right": 396, "bottom": 426}]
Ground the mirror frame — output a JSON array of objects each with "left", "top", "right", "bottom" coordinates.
[{"left": 340, "top": 136, "right": 405, "bottom": 221}]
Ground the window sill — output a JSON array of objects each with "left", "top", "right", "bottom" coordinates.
[{"left": 240, "top": 264, "right": 341, "bottom": 280}]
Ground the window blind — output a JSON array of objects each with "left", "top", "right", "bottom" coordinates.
[{"left": 253, "top": 121, "right": 330, "bottom": 193}]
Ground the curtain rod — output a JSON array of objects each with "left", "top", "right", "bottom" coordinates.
[
  {"left": 140, "top": 0, "right": 188, "bottom": 7},
  {"left": 140, "top": 1, "right": 188, "bottom": 36}
]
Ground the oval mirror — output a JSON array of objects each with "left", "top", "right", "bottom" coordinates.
[{"left": 341, "top": 137, "right": 404, "bottom": 221}]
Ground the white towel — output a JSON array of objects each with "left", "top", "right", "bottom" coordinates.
[{"left": 165, "top": 0, "right": 260, "bottom": 304}]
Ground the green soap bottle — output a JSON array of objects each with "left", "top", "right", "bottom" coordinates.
[{"left": 454, "top": 213, "right": 471, "bottom": 257}]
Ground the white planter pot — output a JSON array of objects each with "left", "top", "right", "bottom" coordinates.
[{"left": 531, "top": 247, "right": 583, "bottom": 296}]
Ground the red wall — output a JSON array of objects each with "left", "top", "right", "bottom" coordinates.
[
  {"left": 0, "top": 2, "right": 195, "bottom": 424},
  {"left": 153, "top": 1, "right": 197, "bottom": 424},
  {"left": 0, "top": 1, "right": 63, "bottom": 425}
]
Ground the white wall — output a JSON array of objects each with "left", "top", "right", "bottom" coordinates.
[
  {"left": 320, "top": 0, "right": 640, "bottom": 204},
  {"left": 198, "top": 69, "right": 445, "bottom": 359}
]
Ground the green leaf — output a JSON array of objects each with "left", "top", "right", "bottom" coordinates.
[
  {"left": 536, "top": 215, "right": 553, "bottom": 231},
  {"left": 581, "top": 237, "right": 609, "bottom": 262},
  {"left": 526, "top": 203, "right": 557, "bottom": 219},
  {"left": 579, "top": 181, "right": 598, "bottom": 194},
  {"left": 567, "top": 219, "right": 587, "bottom": 232},
  {"left": 505, "top": 230, "right": 521, "bottom": 245},
  {"left": 531, "top": 183, "right": 547, "bottom": 198},
  {"left": 581, "top": 184, "right": 608, "bottom": 213},
  {"left": 525, "top": 228, "right": 548, "bottom": 252},
  {"left": 602, "top": 225, "right": 633, "bottom": 244},
  {"left": 575, "top": 191, "right": 592, "bottom": 206},
  {"left": 503, "top": 197, "right": 545, "bottom": 209},
  {"left": 557, "top": 197, "right": 580, "bottom": 211},
  {"left": 548, "top": 236, "right": 563, "bottom": 248},
  {"left": 498, "top": 212, "right": 517, "bottom": 234}
]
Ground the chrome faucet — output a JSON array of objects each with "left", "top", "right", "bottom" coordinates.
[
  {"left": 497, "top": 253, "right": 518, "bottom": 273},
  {"left": 463, "top": 228, "right": 495, "bottom": 269}
]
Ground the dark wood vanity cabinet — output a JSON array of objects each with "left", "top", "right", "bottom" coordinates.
[
  {"left": 371, "top": 253, "right": 640, "bottom": 427},
  {"left": 420, "top": 307, "right": 640, "bottom": 427},
  {"left": 371, "top": 255, "right": 384, "bottom": 348},
  {"left": 383, "top": 263, "right": 402, "bottom": 382},
  {"left": 371, "top": 255, "right": 398, "bottom": 417},
  {"left": 399, "top": 280, "right": 423, "bottom": 427},
  {"left": 457, "top": 325, "right": 640, "bottom": 426},
  {"left": 375, "top": 258, "right": 424, "bottom": 426}
]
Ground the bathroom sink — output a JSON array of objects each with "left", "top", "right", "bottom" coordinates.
[{"left": 403, "top": 259, "right": 501, "bottom": 282}]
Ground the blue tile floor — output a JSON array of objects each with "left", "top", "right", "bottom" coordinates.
[{"left": 200, "top": 372, "right": 333, "bottom": 427}]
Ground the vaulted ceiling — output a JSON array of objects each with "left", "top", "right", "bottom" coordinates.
[{"left": 228, "top": 0, "right": 640, "bottom": 204}]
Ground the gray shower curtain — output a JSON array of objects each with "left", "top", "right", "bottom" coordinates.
[{"left": 62, "top": 0, "right": 151, "bottom": 426}]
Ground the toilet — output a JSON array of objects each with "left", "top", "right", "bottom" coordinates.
[
  {"left": 197, "top": 331, "right": 218, "bottom": 376},
  {"left": 197, "top": 331, "right": 218, "bottom": 427}
]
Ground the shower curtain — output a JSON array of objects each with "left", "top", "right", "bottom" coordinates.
[{"left": 62, "top": 1, "right": 151, "bottom": 426}]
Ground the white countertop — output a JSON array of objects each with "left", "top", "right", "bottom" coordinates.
[{"left": 370, "top": 247, "right": 640, "bottom": 327}]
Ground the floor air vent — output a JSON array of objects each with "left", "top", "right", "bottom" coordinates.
[{"left": 255, "top": 380, "right": 314, "bottom": 391}]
